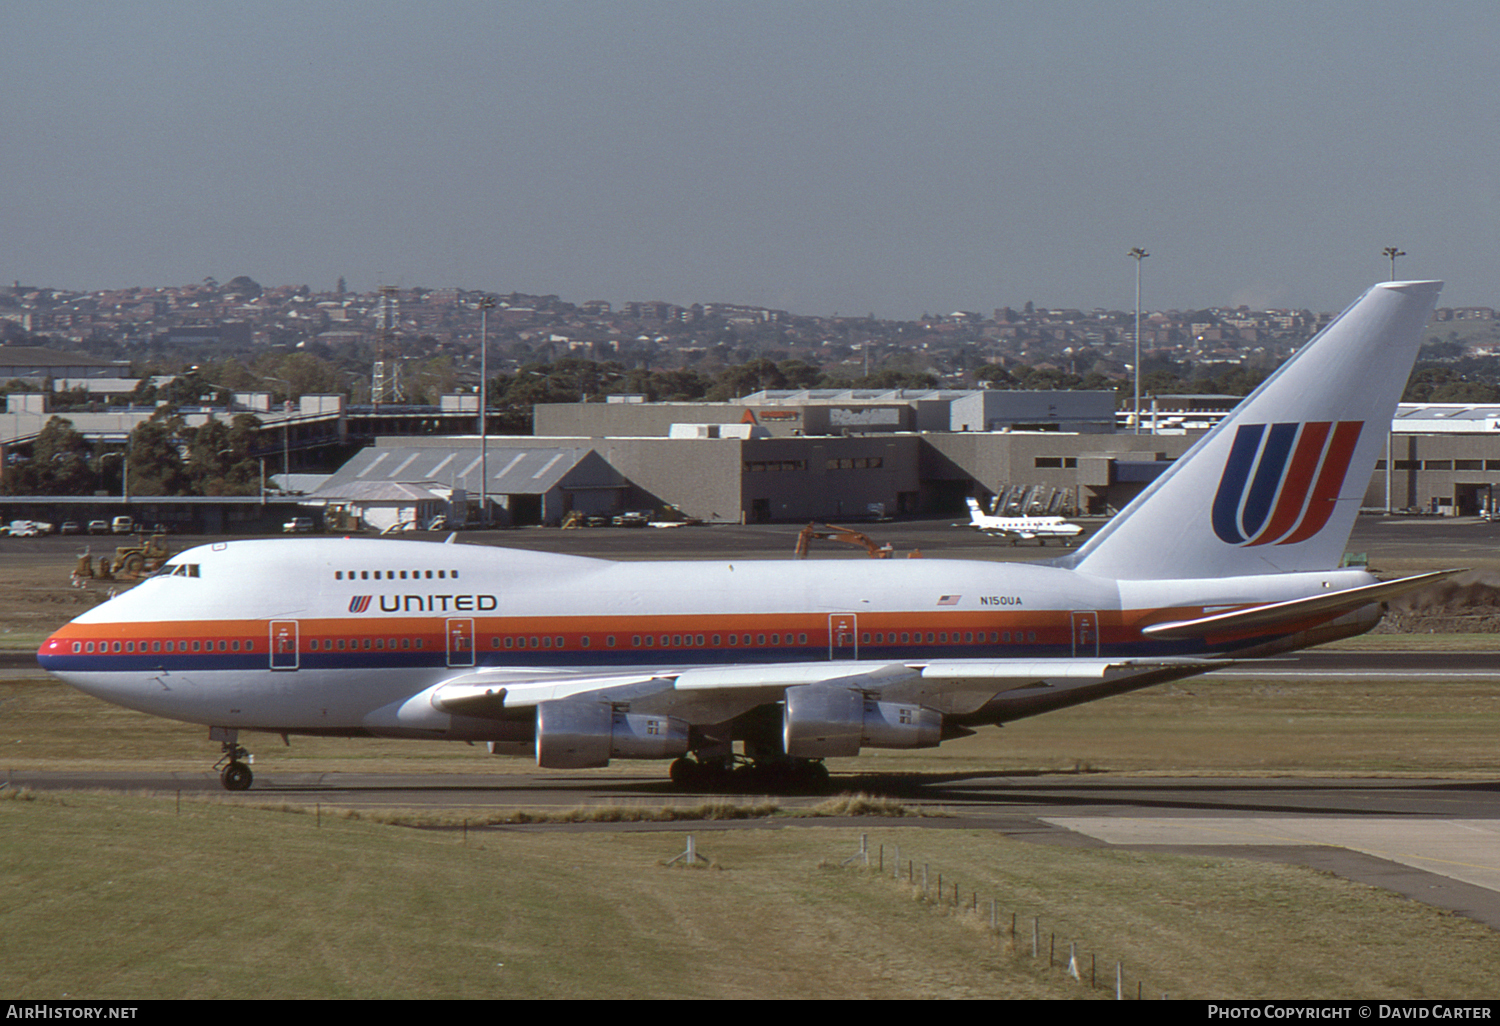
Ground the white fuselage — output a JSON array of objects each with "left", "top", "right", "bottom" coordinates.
[{"left": 38, "top": 537, "right": 1376, "bottom": 736}]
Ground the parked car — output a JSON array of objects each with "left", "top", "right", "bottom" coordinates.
[
  {"left": 282, "top": 517, "right": 316, "bottom": 533},
  {"left": 87, "top": 520, "right": 110, "bottom": 534},
  {"left": 59, "top": 521, "right": 82, "bottom": 535},
  {"left": 111, "top": 516, "right": 135, "bottom": 534}
]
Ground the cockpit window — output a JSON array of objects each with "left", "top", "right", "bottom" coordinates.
[{"left": 150, "top": 562, "right": 200, "bottom": 579}]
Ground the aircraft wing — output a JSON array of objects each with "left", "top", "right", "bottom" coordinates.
[
  {"left": 425, "top": 656, "right": 1230, "bottom": 722},
  {"left": 1140, "top": 569, "right": 1465, "bottom": 641}
]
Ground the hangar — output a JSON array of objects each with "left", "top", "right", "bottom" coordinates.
[{"left": 308, "top": 445, "right": 629, "bottom": 530}]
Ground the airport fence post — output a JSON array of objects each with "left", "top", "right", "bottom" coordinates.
[
  {"left": 1032, "top": 917, "right": 1039, "bottom": 958},
  {"left": 1116, "top": 961, "right": 1123, "bottom": 1000}
]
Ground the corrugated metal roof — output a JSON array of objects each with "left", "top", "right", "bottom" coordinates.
[{"left": 313, "top": 446, "right": 603, "bottom": 499}]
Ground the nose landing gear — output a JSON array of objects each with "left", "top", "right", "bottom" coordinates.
[{"left": 210, "top": 727, "right": 254, "bottom": 791}]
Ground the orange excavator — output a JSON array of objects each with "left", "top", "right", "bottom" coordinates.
[{"left": 792, "top": 522, "right": 920, "bottom": 559}]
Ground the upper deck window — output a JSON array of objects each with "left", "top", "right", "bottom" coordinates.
[{"left": 150, "top": 563, "right": 200, "bottom": 579}]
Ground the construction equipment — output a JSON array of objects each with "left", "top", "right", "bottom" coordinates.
[
  {"left": 72, "top": 534, "right": 173, "bottom": 582},
  {"left": 794, "top": 522, "right": 905, "bottom": 559}
]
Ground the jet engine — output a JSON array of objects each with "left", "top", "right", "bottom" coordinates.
[
  {"left": 781, "top": 684, "right": 942, "bottom": 759},
  {"left": 534, "top": 699, "right": 690, "bottom": 769}
]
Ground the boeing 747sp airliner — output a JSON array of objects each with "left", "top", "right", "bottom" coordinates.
[{"left": 39, "top": 281, "right": 1455, "bottom": 791}]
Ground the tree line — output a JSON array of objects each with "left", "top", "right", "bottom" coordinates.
[{"left": 2, "top": 410, "right": 264, "bottom": 497}]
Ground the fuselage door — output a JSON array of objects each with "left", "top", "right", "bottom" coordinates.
[
  {"left": 269, "top": 620, "right": 299, "bottom": 671},
  {"left": 828, "top": 613, "right": 858, "bottom": 660},
  {"left": 447, "top": 617, "right": 475, "bottom": 668},
  {"left": 1071, "top": 611, "right": 1099, "bottom": 658}
]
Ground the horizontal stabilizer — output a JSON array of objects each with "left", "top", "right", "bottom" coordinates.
[{"left": 1140, "top": 569, "right": 1466, "bottom": 641}]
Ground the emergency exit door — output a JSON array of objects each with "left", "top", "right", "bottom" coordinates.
[
  {"left": 828, "top": 614, "right": 858, "bottom": 660},
  {"left": 1071, "top": 611, "right": 1099, "bottom": 657},
  {"left": 447, "top": 618, "right": 475, "bottom": 668},
  {"left": 269, "top": 620, "right": 299, "bottom": 670}
]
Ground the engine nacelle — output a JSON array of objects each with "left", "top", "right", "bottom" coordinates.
[
  {"left": 534, "top": 700, "right": 690, "bottom": 769},
  {"left": 782, "top": 685, "right": 942, "bottom": 759}
]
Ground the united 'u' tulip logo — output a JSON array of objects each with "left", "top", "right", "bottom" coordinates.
[{"left": 1211, "top": 422, "right": 1363, "bottom": 546}]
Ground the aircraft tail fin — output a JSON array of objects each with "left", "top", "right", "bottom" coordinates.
[
  {"left": 1066, "top": 280, "right": 1442, "bottom": 580},
  {"left": 966, "top": 497, "right": 985, "bottom": 526}
]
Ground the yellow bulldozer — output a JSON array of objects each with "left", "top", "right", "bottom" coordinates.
[{"left": 72, "top": 534, "right": 173, "bottom": 583}]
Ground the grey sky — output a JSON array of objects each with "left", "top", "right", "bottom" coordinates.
[{"left": 4, "top": 0, "right": 1497, "bottom": 318}]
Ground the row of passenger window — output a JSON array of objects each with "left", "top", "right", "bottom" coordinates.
[
  {"left": 334, "top": 569, "right": 459, "bottom": 581},
  {"left": 71, "top": 629, "right": 1042, "bottom": 658},
  {"left": 309, "top": 637, "right": 427, "bottom": 651},
  {"left": 72, "top": 638, "right": 253, "bottom": 654},
  {"left": 483, "top": 630, "right": 1039, "bottom": 650},
  {"left": 863, "top": 630, "right": 1036, "bottom": 644}
]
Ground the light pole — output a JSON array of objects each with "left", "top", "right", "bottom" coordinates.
[
  {"left": 259, "top": 375, "right": 293, "bottom": 489},
  {"left": 1129, "top": 247, "right": 1150, "bottom": 434},
  {"left": 476, "top": 295, "right": 496, "bottom": 527},
  {"left": 1383, "top": 246, "right": 1406, "bottom": 281}
]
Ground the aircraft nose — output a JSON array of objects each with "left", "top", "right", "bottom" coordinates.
[{"left": 37, "top": 629, "right": 71, "bottom": 669}]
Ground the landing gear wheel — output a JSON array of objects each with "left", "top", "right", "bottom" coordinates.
[
  {"left": 669, "top": 756, "right": 736, "bottom": 791},
  {"left": 669, "top": 757, "right": 701, "bottom": 788},
  {"left": 220, "top": 762, "right": 253, "bottom": 791},
  {"left": 796, "top": 760, "right": 830, "bottom": 791}
]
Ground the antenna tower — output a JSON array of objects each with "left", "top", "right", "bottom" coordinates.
[{"left": 372, "top": 285, "right": 405, "bottom": 406}]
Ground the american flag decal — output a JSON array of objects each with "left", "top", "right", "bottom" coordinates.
[
  {"left": 937, "top": 595, "right": 961, "bottom": 606},
  {"left": 349, "top": 595, "right": 372, "bottom": 613}
]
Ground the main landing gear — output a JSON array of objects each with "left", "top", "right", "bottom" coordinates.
[
  {"left": 668, "top": 754, "right": 831, "bottom": 794},
  {"left": 210, "top": 728, "right": 254, "bottom": 791}
]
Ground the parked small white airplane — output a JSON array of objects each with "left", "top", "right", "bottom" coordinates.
[
  {"left": 964, "top": 497, "right": 1084, "bottom": 544},
  {"left": 39, "top": 281, "right": 1455, "bottom": 792}
]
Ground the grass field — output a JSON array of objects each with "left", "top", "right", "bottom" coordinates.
[{"left": 4, "top": 789, "right": 1499, "bottom": 1000}]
